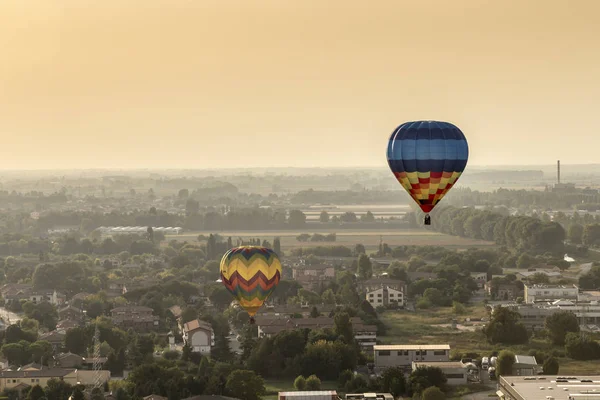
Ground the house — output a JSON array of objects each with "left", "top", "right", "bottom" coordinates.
[
  {"left": 1, "top": 284, "right": 33, "bottom": 305},
  {"left": 373, "top": 344, "right": 450, "bottom": 370},
  {"left": 58, "top": 305, "right": 85, "bottom": 323},
  {"left": 485, "top": 281, "right": 521, "bottom": 300},
  {"left": 106, "top": 280, "right": 128, "bottom": 298},
  {"left": 292, "top": 265, "right": 336, "bottom": 290},
  {"left": 412, "top": 361, "right": 467, "bottom": 385},
  {"left": 28, "top": 290, "right": 65, "bottom": 306},
  {"left": 39, "top": 331, "right": 66, "bottom": 352},
  {"left": 359, "top": 278, "right": 406, "bottom": 294},
  {"left": 53, "top": 353, "right": 84, "bottom": 368},
  {"left": 69, "top": 292, "right": 91, "bottom": 309},
  {"left": 524, "top": 284, "right": 579, "bottom": 303},
  {"left": 110, "top": 306, "right": 159, "bottom": 332},
  {"left": 168, "top": 305, "right": 182, "bottom": 320},
  {"left": 0, "top": 357, "right": 9, "bottom": 370},
  {"left": 366, "top": 286, "right": 405, "bottom": 308},
  {"left": 182, "top": 319, "right": 214, "bottom": 353},
  {"left": 512, "top": 355, "right": 541, "bottom": 376},
  {"left": 18, "top": 363, "right": 43, "bottom": 371},
  {"left": 516, "top": 270, "right": 562, "bottom": 281},
  {"left": 0, "top": 368, "right": 110, "bottom": 391},
  {"left": 56, "top": 319, "right": 80, "bottom": 330}
]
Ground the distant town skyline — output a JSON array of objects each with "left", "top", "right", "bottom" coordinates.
[{"left": 2, "top": 0, "right": 599, "bottom": 169}]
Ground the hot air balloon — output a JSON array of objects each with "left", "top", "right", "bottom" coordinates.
[
  {"left": 387, "top": 121, "right": 469, "bottom": 225},
  {"left": 219, "top": 246, "right": 281, "bottom": 324}
]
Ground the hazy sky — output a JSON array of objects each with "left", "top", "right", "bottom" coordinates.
[{"left": 1, "top": 0, "right": 599, "bottom": 170}]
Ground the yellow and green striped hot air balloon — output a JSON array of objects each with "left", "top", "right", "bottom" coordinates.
[{"left": 219, "top": 246, "right": 282, "bottom": 324}]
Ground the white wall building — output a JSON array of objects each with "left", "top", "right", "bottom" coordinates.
[
  {"left": 366, "top": 287, "right": 405, "bottom": 308},
  {"left": 523, "top": 284, "right": 579, "bottom": 303},
  {"left": 182, "top": 319, "right": 215, "bottom": 353},
  {"left": 373, "top": 344, "right": 450, "bottom": 369},
  {"left": 412, "top": 361, "right": 468, "bottom": 385}
]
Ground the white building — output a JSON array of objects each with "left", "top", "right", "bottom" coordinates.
[
  {"left": 366, "top": 287, "right": 405, "bottom": 308},
  {"left": 412, "top": 361, "right": 468, "bottom": 385},
  {"left": 182, "top": 319, "right": 215, "bottom": 353},
  {"left": 373, "top": 344, "right": 450, "bottom": 369},
  {"left": 523, "top": 284, "right": 579, "bottom": 303}
]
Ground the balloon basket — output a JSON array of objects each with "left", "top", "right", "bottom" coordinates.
[
  {"left": 249, "top": 317, "right": 256, "bottom": 325},
  {"left": 424, "top": 214, "right": 431, "bottom": 225}
]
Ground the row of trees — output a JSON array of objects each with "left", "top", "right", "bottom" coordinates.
[{"left": 428, "top": 206, "right": 566, "bottom": 254}]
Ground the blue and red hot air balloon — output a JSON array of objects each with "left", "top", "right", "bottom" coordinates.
[{"left": 386, "top": 121, "right": 469, "bottom": 225}]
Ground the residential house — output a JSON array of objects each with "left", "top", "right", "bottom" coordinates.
[
  {"left": 523, "top": 284, "right": 579, "bottom": 303},
  {"left": 106, "top": 280, "right": 128, "bottom": 298},
  {"left": 39, "top": 331, "right": 66, "bottom": 352},
  {"left": 69, "top": 292, "right": 91, "bottom": 309},
  {"left": 359, "top": 278, "right": 406, "bottom": 294},
  {"left": 58, "top": 305, "right": 85, "bottom": 323},
  {"left": 373, "top": 344, "right": 450, "bottom": 370},
  {"left": 412, "top": 361, "right": 468, "bottom": 385},
  {"left": 0, "top": 357, "right": 8, "bottom": 370},
  {"left": 516, "top": 270, "right": 562, "bottom": 281},
  {"left": 56, "top": 319, "right": 80, "bottom": 330},
  {"left": 366, "top": 286, "right": 405, "bottom": 308},
  {"left": 110, "top": 306, "right": 159, "bottom": 332},
  {"left": 0, "top": 368, "right": 110, "bottom": 391},
  {"left": 28, "top": 290, "right": 65, "bottom": 306},
  {"left": 407, "top": 271, "right": 436, "bottom": 282},
  {"left": 484, "top": 281, "right": 521, "bottom": 300},
  {"left": 292, "top": 264, "right": 336, "bottom": 291},
  {"left": 54, "top": 353, "right": 84, "bottom": 368},
  {"left": 182, "top": 319, "right": 214, "bottom": 353},
  {"left": 1, "top": 284, "right": 33, "bottom": 305}
]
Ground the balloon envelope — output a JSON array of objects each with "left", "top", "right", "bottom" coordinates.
[
  {"left": 387, "top": 120, "right": 469, "bottom": 214},
  {"left": 219, "top": 246, "right": 281, "bottom": 317}
]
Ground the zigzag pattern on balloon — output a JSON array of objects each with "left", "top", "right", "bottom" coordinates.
[
  {"left": 220, "top": 259, "right": 281, "bottom": 281},
  {"left": 221, "top": 270, "right": 281, "bottom": 299}
]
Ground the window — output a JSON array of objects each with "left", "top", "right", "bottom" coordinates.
[
  {"left": 377, "top": 294, "right": 382, "bottom": 297},
  {"left": 378, "top": 351, "right": 390, "bottom": 356},
  {"left": 369, "top": 293, "right": 374, "bottom": 297},
  {"left": 434, "top": 350, "right": 446, "bottom": 355}
]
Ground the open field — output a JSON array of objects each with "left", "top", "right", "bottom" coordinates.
[
  {"left": 166, "top": 229, "right": 495, "bottom": 251},
  {"left": 379, "top": 307, "right": 600, "bottom": 375}
]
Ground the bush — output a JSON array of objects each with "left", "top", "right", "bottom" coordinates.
[
  {"left": 306, "top": 375, "right": 321, "bottom": 390},
  {"left": 543, "top": 357, "right": 559, "bottom": 375},
  {"left": 294, "top": 375, "right": 306, "bottom": 390}
]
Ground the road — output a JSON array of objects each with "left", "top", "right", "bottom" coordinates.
[{"left": 0, "top": 307, "right": 22, "bottom": 325}]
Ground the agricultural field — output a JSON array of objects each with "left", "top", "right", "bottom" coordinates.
[{"left": 166, "top": 229, "right": 495, "bottom": 251}]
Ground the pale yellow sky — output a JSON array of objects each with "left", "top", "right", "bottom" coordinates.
[{"left": 1, "top": 0, "right": 599, "bottom": 169}]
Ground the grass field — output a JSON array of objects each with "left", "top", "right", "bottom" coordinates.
[
  {"left": 166, "top": 229, "right": 495, "bottom": 251},
  {"left": 379, "top": 307, "right": 600, "bottom": 375}
]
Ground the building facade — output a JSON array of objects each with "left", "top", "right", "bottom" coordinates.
[
  {"left": 373, "top": 344, "right": 450, "bottom": 369},
  {"left": 366, "top": 287, "right": 404, "bottom": 308},
  {"left": 523, "top": 284, "right": 578, "bottom": 303},
  {"left": 182, "top": 319, "right": 215, "bottom": 353},
  {"left": 412, "top": 361, "right": 468, "bottom": 385}
]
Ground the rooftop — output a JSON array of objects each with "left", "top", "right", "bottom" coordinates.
[
  {"left": 413, "top": 361, "right": 465, "bottom": 369},
  {"left": 499, "top": 375, "right": 600, "bottom": 400},
  {"left": 374, "top": 344, "right": 450, "bottom": 351},
  {"left": 525, "top": 284, "right": 578, "bottom": 289},
  {"left": 183, "top": 319, "right": 212, "bottom": 333}
]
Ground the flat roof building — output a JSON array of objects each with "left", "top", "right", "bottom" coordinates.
[
  {"left": 373, "top": 344, "right": 450, "bottom": 370},
  {"left": 497, "top": 375, "right": 600, "bottom": 400}
]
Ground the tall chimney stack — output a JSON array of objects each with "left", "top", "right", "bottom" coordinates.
[{"left": 557, "top": 160, "right": 561, "bottom": 184}]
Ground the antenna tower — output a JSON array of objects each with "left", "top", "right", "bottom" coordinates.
[{"left": 92, "top": 324, "right": 102, "bottom": 389}]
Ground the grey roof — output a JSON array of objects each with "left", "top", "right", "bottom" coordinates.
[
  {"left": 0, "top": 368, "right": 74, "bottom": 378},
  {"left": 514, "top": 354, "right": 537, "bottom": 365}
]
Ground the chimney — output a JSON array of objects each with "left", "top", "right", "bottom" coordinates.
[{"left": 557, "top": 160, "right": 561, "bottom": 184}]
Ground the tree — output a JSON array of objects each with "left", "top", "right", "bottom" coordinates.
[
  {"left": 294, "top": 375, "right": 307, "bottom": 390},
  {"left": 484, "top": 306, "right": 529, "bottom": 345},
  {"left": 410, "top": 366, "right": 447, "bottom": 395},
  {"left": 568, "top": 223, "right": 584, "bottom": 244},
  {"left": 357, "top": 254, "right": 373, "bottom": 280},
  {"left": 422, "top": 386, "right": 446, "bottom": 400},
  {"left": 334, "top": 312, "right": 354, "bottom": 344},
  {"left": 496, "top": 350, "right": 516, "bottom": 377},
  {"left": 273, "top": 237, "right": 281, "bottom": 255},
  {"left": 545, "top": 311, "right": 580, "bottom": 345},
  {"left": 319, "top": 211, "right": 330, "bottom": 223},
  {"left": 306, "top": 375, "right": 322, "bottom": 390},
  {"left": 310, "top": 306, "right": 320, "bottom": 318},
  {"left": 381, "top": 366, "right": 407, "bottom": 398},
  {"left": 565, "top": 332, "right": 600, "bottom": 360},
  {"left": 27, "top": 385, "right": 45, "bottom": 400},
  {"left": 543, "top": 357, "right": 559, "bottom": 375},
  {"left": 288, "top": 210, "right": 307, "bottom": 227},
  {"left": 225, "top": 370, "right": 265, "bottom": 400}
]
